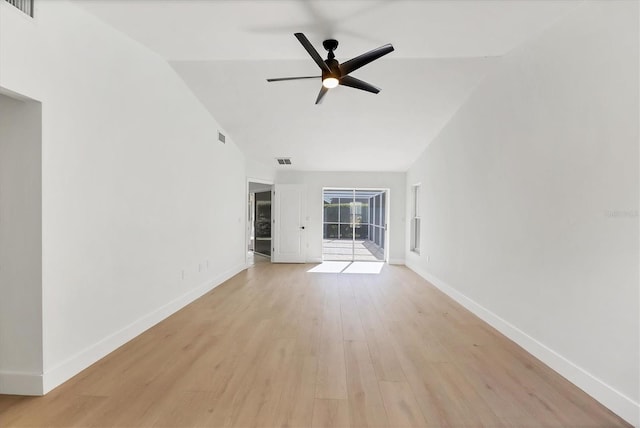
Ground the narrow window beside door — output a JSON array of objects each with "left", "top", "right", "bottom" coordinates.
[{"left": 410, "top": 184, "right": 420, "bottom": 254}]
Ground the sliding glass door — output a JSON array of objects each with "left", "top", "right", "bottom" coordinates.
[{"left": 322, "top": 188, "right": 387, "bottom": 261}]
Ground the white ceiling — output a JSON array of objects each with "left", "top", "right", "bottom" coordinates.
[{"left": 75, "top": 0, "right": 581, "bottom": 172}]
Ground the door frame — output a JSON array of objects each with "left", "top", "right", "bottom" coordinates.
[
  {"left": 246, "top": 177, "right": 273, "bottom": 266},
  {"left": 321, "top": 187, "right": 390, "bottom": 262}
]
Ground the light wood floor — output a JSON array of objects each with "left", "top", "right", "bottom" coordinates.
[{"left": 0, "top": 263, "right": 630, "bottom": 427}]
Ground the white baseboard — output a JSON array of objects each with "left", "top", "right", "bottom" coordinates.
[
  {"left": 306, "top": 257, "right": 323, "bottom": 263},
  {"left": 388, "top": 258, "right": 405, "bottom": 265},
  {"left": 0, "top": 370, "right": 43, "bottom": 395},
  {"left": 406, "top": 261, "right": 639, "bottom": 428},
  {"left": 41, "top": 262, "right": 247, "bottom": 394}
]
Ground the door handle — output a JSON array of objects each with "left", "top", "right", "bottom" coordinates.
[{"left": 300, "top": 226, "right": 305, "bottom": 230}]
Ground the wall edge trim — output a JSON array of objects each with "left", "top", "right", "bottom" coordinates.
[{"left": 0, "top": 370, "right": 43, "bottom": 395}]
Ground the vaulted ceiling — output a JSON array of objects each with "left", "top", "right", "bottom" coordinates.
[{"left": 75, "top": 0, "right": 580, "bottom": 171}]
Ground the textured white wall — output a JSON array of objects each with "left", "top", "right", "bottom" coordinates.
[
  {"left": 0, "top": 94, "right": 43, "bottom": 394},
  {"left": 0, "top": 0, "right": 247, "bottom": 393},
  {"left": 277, "top": 171, "right": 406, "bottom": 264},
  {"left": 405, "top": 1, "right": 638, "bottom": 424}
]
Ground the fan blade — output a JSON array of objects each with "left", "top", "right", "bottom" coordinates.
[
  {"left": 339, "top": 76, "right": 380, "bottom": 94},
  {"left": 315, "top": 86, "right": 329, "bottom": 104},
  {"left": 339, "top": 43, "right": 394, "bottom": 76},
  {"left": 295, "top": 33, "right": 331, "bottom": 73},
  {"left": 267, "top": 76, "right": 320, "bottom": 82}
]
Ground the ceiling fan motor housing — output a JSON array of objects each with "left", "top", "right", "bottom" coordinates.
[{"left": 323, "top": 58, "right": 341, "bottom": 80}]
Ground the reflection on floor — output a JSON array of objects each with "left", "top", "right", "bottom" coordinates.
[
  {"left": 247, "top": 251, "right": 270, "bottom": 266},
  {"left": 322, "top": 239, "right": 384, "bottom": 261}
]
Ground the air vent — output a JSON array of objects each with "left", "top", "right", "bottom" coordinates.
[
  {"left": 276, "top": 158, "right": 292, "bottom": 165},
  {"left": 218, "top": 131, "right": 226, "bottom": 144},
  {"left": 4, "top": 0, "right": 33, "bottom": 17}
]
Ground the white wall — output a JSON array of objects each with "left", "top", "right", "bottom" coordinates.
[
  {"left": 0, "top": 0, "right": 247, "bottom": 394},
  {"left": 405, "top": 1, "right": 638, "bottom": 425},
  {"left": 246, "top": 157, "right": 276, "bottom": 184},
  {"left": 277, "top": 171, "right": 406, "bottom": 264},
  {"left": 0, "top": 94, "right": 43, "bottom": 394}
]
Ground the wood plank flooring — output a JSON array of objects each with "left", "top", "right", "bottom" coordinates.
[{"left": 0, "top": 262, "right": 630, "bottom": 427}]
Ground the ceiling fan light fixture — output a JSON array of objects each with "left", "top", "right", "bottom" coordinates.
[
  {"left": 322, "top": 76, "right": 339, "bottom": 89},
  {"left": 267, "top": 33, "right": 394, "bottom": 104}
]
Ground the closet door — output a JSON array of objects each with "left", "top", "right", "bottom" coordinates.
[{"left": 272, "top": 184, "right": 306, "bottom": 263}]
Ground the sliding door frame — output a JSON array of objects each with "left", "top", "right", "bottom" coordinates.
[{"left": 321, "top": 187, "right": 390, "bottom": 262}]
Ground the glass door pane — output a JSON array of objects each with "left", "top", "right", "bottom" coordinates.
[
  {"left": 352, "top": 190, "right": 385, "bottom": 262},
  {"left": 322, "top": 188, "right": 387, "bottom": 262},
  {"left": 322, "top": 189, "right": 352, "bottom": 261}
]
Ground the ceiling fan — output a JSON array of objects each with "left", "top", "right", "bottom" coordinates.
[{"left": 267, "top": 33, "right": 394, "bottom": 104}]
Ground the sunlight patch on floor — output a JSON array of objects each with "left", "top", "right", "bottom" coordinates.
[
  {"left": 307, "top": 261, "right": 351, "bottom": 273},
  {"left": 307, "top": 261, "right": 383, "bottom": 274}
]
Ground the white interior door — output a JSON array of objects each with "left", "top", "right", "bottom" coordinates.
[{"left": 273, "top": 184, "right": 306, "bottom": 263}]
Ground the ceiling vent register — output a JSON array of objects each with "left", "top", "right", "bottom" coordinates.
[
  {"left": 4, "top": 0, "right": 33, "bottom": 16},
  {"left": 276, "top": 158, "right": 292, "bottom": 165}
]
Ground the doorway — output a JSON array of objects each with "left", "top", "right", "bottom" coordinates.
[
  {"left": 0, "top": 91, "right": 43, "bottom": 394},
  {"left": 322, "top": 188, "right": 388, "bottom": 262},
  {"left": 247, "top": 180, "right": 273, "bottom": 265}
]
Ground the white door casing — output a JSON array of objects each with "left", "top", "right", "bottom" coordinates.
[{"left": 273, "top": 184, "right": 306, "bottom": 263}]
